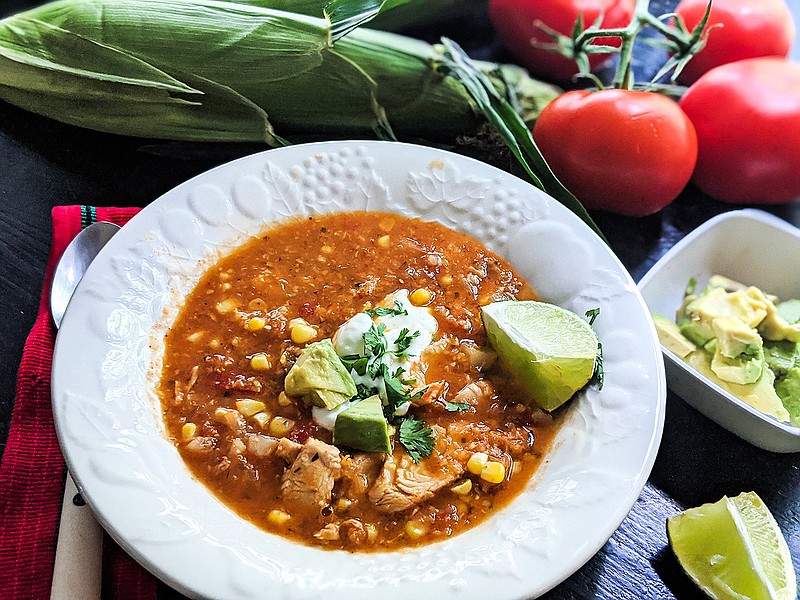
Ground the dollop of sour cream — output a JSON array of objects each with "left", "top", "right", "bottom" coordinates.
[{"left": 311, "top": 290, "right": 437, "bottom": 430}]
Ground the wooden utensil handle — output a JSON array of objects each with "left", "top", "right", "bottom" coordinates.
[{"left": 50, "top": 473, "right": 103, "bottom": 600}]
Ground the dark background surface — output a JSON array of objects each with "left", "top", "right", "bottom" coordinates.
[{"left": 1, "top": 0, "right": 798, "bottom": 598}]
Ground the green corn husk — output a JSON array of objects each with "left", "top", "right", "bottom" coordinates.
[{"left": 0, "top": 0, "right": 559, "bottom": 144}]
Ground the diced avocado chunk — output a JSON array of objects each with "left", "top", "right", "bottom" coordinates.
[
  {"left": 708, "top": 316, "right": 764, "bottom": 385},
  {"left": 710, "top": 351, "right": 763, "bottom": 385},
  {"left": 777, "top": 299, "right": 800, "bottom": 325},
  {"left": 751, "top": 287, "right": 800, "bottom": 342},
  {"left": 764, "top": 340, "right": 800, "bottom": 425},
  {"left": 711, "top": 317, "right": 762, "bottom": 359},
  {"left": 333, "top": 395, "right": 391, "bottom": 453},
  {"left": 774, "top": 367, "right": 800, "bottom": 425},
  {"left": 653, "top": 313, "right": 696, "bottom": 358},
  {"left": 685, "top": 351, "right": 790, "bottom": 423},
  {"left": 284, "top": 339, "right": 356, "bottom": 410}
]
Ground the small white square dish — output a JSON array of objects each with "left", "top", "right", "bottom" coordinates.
[{"left": 639, "top": 209, "right": 800, "bottom": 453}]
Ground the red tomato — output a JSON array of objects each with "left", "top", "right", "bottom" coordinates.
[
  {"left": 675, "top": 0, "right": 795, "bottom": 84},
  {"left": 679, "top": 57, "right": 800, "bottom": 204},
  {"left": 533, "top": 90, "right": 698, "bottom": 216},
  {"left": 488, "top": 0, "right": 635, "bottom": 82}
]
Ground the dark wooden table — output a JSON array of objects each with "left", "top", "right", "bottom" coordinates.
[{"left": 1, "top": 1, "right": 798, "bottom": 598}]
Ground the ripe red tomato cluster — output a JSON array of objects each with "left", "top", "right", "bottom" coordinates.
[{"left": 489, "top": 0, "right": 799, "bottom": 215}]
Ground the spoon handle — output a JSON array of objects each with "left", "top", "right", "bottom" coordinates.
[{"left": 50, "top": 473, "right": 103, "bottom": 600}]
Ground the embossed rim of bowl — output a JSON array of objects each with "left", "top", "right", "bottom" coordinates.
[
  {"left": 52, "top": 141, "right": 666, "bottom": 600},
  {"left": 638, "top": 209, "right": 800, "bottom": 453}
]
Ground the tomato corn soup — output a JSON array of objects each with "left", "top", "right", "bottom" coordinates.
[{"left": 159, "top": 212, "right": 561, "bottom": 551}]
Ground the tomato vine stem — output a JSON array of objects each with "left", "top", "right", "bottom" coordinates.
[{"left": 550, "top": 0, "right": 716, "bottom": 89}]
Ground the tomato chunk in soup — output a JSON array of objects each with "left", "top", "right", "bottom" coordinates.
[{"left": 159, "top": 212, "right": 561, "bottom": 551}]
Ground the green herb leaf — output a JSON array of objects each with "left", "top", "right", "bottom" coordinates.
[
  {"left": 593, "top": 342, "right": 604, "bottom": 389},
  {"left": 398, "top": 417, "right": 435, "bottom": 463},
  {"left": 392, "top": 328, "right": 420, "bottom": 356},
  {"left": 444, "top": 401, "right": 470, "bottom": 412},
  {"left": 585, "top": 307, "right": 600, "bottom": 326},
  {"left": 366, "top": 300, "right": 408, "bottom": 318}
]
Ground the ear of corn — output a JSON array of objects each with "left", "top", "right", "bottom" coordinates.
[{"left": 0, "top": 0, "right": 560, "bottom": 144}]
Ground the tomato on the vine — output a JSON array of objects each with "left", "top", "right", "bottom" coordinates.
[
  {"left": 679, "top": 57, "right": 800, "bottom": 204},
  {"left": 488, "top": 0, "right": 635, "bottom": 82},
  {"left": 533, "top": 90, "right": 698, "bottom": 217},
  {"left": 675, "top": 0, "right": 795, "bottom": 84}
]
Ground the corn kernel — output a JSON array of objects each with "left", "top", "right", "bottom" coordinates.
[
  {"left": 336, "top": 498, "right": 353, "bottom": 512},
  {"left": 409, "top": 288, "right": 433, "bottom": 306},
  {"left": 405, "top": 521, "right": 428, "bottom": 539},
  {"left": 267, "top": 509, "right": 291, "bottom": 526},
  {"left": 252, "top": 412, "right": 272, "bottom": 430},
  {"left": 450, "top": 479, "right": 473, "bottom": 496},
  {"left": 181, "top": 423, "right": 197, "bottom": 442},
  {"left": 186, "top": 331, "right": 204, "bottom": 343},
  {"left": 270, "top": 417, "right": 295, "bottom": 437},
  {"left": 440, "top": 274, "right": 453, "bottom": 286},
  {"left": 376, "top": 234, "right": 391, "bottom": 248},
  {"left": 277, "top": 392, "right": 293, "bottom": 407},
  {"left": 290, "top": 323, "right": 317, "bottom": 344},
  {"left": 245, "top": 317, "right": 266, "bottom": 332},
  {"left": 250, "top": 353, "right": 271, "bottom": 371},
  {"left": 321, "top": 245, "right": 334, "bottom": 255},
  {"left": 236, "top": 399, "right": 266, "bottom": 417},
  {"left": 220, "top": 282, "right": 232, "bottom": 291},
  {"left": 480, "top": 461, "right": 506, "bottom": 484},
  {"left": 215, "top": 298, "right": 238, "bottom": 314},
  {"left": 378, "top": 216, "right": 395, "bottom": 232},
  {"left": 467, "top": 452, "right": 488, "bottom": 475},
  {"left": 478, "top": 294, "right": 493, "bottom": 306},
  {"left": 209, "top": 339, "right": 221, "bottom": 349}
]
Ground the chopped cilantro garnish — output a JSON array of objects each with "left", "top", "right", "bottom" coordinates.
[
  {"left": 444, "top": 401, "right": 471, "bottom": 412},
  {"left": 585, "top": 307, "right": 600, "bottom": 326},
  {"left": 366, "top": 301, "right": 408, "bottom": 318},
  {"left": 392, "top": 328, "right": 420, "bottom": 357},
  {"left": 363, "top": 323, "right": 388, "bottom": 355},
  {"left": 593, "top": 342, "right": 604, "bottom": 389},
  {"left": 398, "top": 417, "right": 435, "bottom": 463}
]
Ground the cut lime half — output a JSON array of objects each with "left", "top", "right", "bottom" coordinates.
[
  {"left": 667, "top": 491, "right": 797, "bottom": 600},
  {"left": 480, "top": 300, "right": 599, "bottom": 411}
]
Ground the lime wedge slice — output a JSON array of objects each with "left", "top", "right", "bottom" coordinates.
[
  {"left": 667, "top": 491, "right": 797, "bottom": 600},
  {"left": 480, "top": 300, "right": 598, "bottom": 411}
]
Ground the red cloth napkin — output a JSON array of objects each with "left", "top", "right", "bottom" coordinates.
[{"left": 0, "top": 206, "right": 158, "bottom": 600}]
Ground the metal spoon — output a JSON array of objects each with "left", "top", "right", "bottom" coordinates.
[
  {"left": 50, "top": 221, "right": 120, "bottom": 328},
  {"left": 49, "top": 220, "right": 120, "bottom": 600}
]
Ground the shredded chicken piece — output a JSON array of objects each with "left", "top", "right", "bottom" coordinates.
[
  {"left": 184, "top": 436, "right": 215, "bottom": 454},
  {"left": 281, "top": 438, "right": 342, "bottom": 512},
  {"left": 246, "top": 434, "right": 279, "bottom": 459},
  {"left": 276, "top": 438, "right": 303, "bottom": 463},
  {"left": 340, "top": 453, "right": 385, "bottom": 497},
  {"left": 368, "top": 427, "right": 464, "bottom": 513},
  {"left": 413, "top": 380, "right": 448, "bottom": 407},
  {"left": 340, "top": 519, "right": 370, "bottom": 545},
  {"left": 451, "top": 380, "right": 494, "bottom": 408},
  {"left": 313, "top": 523, "right": 340, "bottom": 541}
]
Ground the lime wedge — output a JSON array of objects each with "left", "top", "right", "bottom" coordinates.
[
  {"left": 667, "top": 492, "right": 797, "bottom": 600},
  {"left": 480, "top": 300, "right": 598, "bottom": 411}
]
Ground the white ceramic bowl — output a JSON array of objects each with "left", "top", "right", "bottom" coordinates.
[
  {"left": 638, "top": 209, "right": 800, "bottom": 453},
  {"left": 52, "top": 141, "right": 665, "bottom": 600}
]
